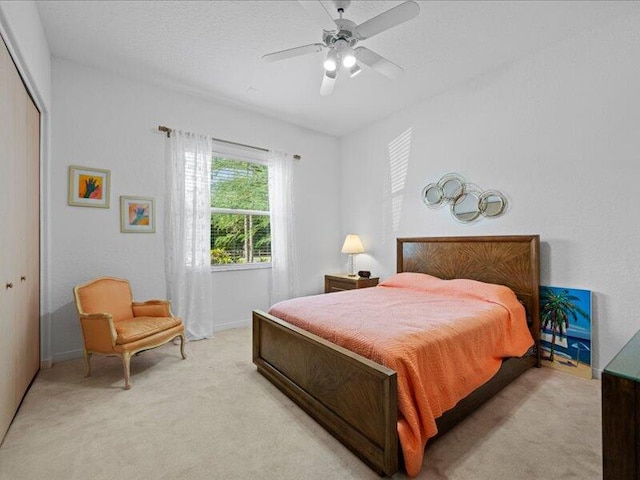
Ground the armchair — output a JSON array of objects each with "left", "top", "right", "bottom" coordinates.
[{"left": 73, "top": 277, "right": 186, "bottom": 389}]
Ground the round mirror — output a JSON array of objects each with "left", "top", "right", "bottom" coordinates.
[
  {"left": 479, "top": 191, "right": 507, "bottom": 217},
  {"left": 451, "top": 191, "right": 481, "bottom": 222},
  {"left": 438, "top": 174, "right": 465, "bottom": 202},
  {"left": 422, "top": 183, "right": 443, "bottom": 207}
]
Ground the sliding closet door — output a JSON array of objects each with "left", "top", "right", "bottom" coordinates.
[
  {"left": 13, "top": 66, "right": 40, "bottom": 403},
  {"left": 0, "top": 34, "right": 40, "bottom": 442},
  {"left": 0, "top": 33, "right": 18, "bottom": 441},
  {"left": 23, "top": 93, "right": 41, "bottom": 393}
]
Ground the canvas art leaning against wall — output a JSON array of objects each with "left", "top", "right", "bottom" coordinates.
[{"left": 539, "top": 286, "right": 592, "bottom": 379}]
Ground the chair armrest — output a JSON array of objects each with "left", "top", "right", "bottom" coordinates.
[
  {"left": 79, "top": 313, "right": 117, "bottom": 351},
  {"left": 132, "top": 300, "right": 173, "bottom": 318}
]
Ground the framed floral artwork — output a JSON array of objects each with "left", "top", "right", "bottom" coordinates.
[
  {"left": 120, "top": 196, "right": 155, "bottom": 233},
  {"left": 68, "top": 165, "right": 110, "bottom": 208}
]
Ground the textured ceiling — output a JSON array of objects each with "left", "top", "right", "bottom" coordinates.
[{"left": 36, "top": 1, "right": 637, "bottom": 136}]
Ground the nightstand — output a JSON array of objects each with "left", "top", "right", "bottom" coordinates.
[{"left": 324, "top": 274, "right": 379, "bottom": 293}]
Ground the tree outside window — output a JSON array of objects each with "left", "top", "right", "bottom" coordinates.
[{"left": 210, "top": 156, "right": 271, "bottom": 265}]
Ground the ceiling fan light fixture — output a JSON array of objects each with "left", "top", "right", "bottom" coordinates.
[
  {"left": 349, "top": 64, "right": 362, "bottom": 78},
  {"left": 341, "top": 48, "right": 356, "bottom": 68},
  {"left": 323, "top": 50, "right": 338, "bottom": 72}
]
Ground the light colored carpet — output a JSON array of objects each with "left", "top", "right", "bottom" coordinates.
[{"left": 0, "top": 327, "right": 601, "bottom": 480}]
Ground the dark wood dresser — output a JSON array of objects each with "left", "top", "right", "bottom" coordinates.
[{"left": 602, "top": 329, "right": 640, "bottom": 479}]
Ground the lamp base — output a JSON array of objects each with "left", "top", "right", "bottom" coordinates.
[{"left": 347, "top": 253, "right": 357, "bottom": 277}]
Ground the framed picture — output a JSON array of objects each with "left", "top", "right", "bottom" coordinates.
[
  {"left": 68, "top": 165, "right": 110, "bottom": 208},
  {"left": 540, "top": 286, "right": 592, "bottom": 379},
  {"left": 120, "top": 196, "right": 155, "bottom": 233}
]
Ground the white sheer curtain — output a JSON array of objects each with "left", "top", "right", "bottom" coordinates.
[
  {"left": 268, "top": 150, "right": 298, "bottom": 304},
  {"left": 165, "top": 130, "right": 214, "bottom": 340}
]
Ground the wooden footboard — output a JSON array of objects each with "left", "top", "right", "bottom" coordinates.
[{"left": 252, "top": 310, "right": 398, "bottom": 476}]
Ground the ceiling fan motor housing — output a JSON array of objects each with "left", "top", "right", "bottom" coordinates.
[{"left": 323, "top": 19, "right": 358, "bottom": 52}]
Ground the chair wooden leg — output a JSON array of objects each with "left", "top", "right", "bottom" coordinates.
[
  {"left": 122, "top": 353, "right": 132, "bottom": 390},
  {"left": 179, "top": 333, "right": 187, "bottom": 360},
  {"left": 84, "top": 351, "right": 92, "bottom": 378}
]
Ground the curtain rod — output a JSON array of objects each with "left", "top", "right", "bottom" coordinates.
[{"left": 158, "top": 125, "right": 301, "bottom": 160}]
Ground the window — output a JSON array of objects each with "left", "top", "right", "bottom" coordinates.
[{"left": 210, "top": 155, "right": 271, "bottom": 267}]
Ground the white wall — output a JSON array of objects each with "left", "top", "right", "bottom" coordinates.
[
  {"left": 0, "top": 1, "right": 51, "bottom": 108},
  {"left": 339, "top": 12, "right": 640, "bottom": 375},
  {"left": 0, "top": 1, "right": 53, "bottom": 365},
  {"left": 49, "top": 58, "right": 342, "bottom": 362}
]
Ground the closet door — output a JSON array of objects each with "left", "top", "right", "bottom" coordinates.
[
  {"left": 0, "top": 35, "right": 40, "bottom": 442},
  {"left": 13, "top": 65, "right": 40, "bottom": 403},
  {"left": 0, "top": 33, "right": 19, "bottom": 442},
  {"left": 24, "top": 94, "right": 41, "bottom": 392}
]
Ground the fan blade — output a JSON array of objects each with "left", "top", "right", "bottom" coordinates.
[
  {"left": 355, "top": 1, "right": 420, "bottom": 40},
  {"left": 320, "top": 69, "right": 337, "bottom": 96},
  {"left": 354, "top": 46, "right": 404, "bottom": 79},
  {"left": 262, "top": 43, "right": 325, "bottom": 63},
  {"left": 298, "top": 1, "right": 336, "bottom": 32}
]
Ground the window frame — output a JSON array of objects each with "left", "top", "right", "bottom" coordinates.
[{"left": 209, "top": 151, "right": 272, "bottom": 272}]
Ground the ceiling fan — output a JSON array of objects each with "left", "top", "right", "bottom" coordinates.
[{"left": 262, "top": 0, "right": 420, "bottom": 95}]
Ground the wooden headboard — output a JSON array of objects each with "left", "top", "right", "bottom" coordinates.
[{"left": 397, "top": 235, "right": 540, "bottom": 365}]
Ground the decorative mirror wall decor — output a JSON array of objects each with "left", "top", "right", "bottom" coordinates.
[
  {"left": 479, "top": 190, "right": 507, "bottom": 217},
  {"left": 452, "top": 189, "right": 481, "bottom": 222},
  {"left": 421, "top": 173, "right": 507, "bottom": 223},
  {"left": 440, "top": 173, "right": 465, "bottom": 202}
]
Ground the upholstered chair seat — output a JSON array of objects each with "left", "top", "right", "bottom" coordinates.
[
  {"left": 114, "top": 316, "right": 182, "bottom": 344},
  {"left": 73, "top": 277, "right": 186, "bottom": 389}
]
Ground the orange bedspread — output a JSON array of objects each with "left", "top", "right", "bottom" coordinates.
[{"left": 269, "top": 273, "right": 533, "bottom": 476}]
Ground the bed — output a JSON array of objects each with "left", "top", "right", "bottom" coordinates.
[{"left": 252, "top": 235, "right": 540, "bottom": 476}]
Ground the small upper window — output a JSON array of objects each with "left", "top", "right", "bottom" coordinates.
[{"left": 210, "top": 156, "right": 271, "bottom": 267}]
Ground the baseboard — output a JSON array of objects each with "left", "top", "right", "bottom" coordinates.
[
  {"left": 213, "top": 318, "right": 250, "bottom": 332},
  {"left": 52, "top": 348, "right": 84, "bottom": 364},
  {"left": 40, "top": 359, "right": 53, "bottom": 369}
]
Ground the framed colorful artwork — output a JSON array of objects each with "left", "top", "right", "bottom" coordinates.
[
  {"left": 120, "top": 196, "right": 155, "bottom": 233},
  {"left": 68, "top": 165, "right": 110, "bottom": 208},
  {"left": 540, "top": 285, "right": 592, "bottom": 379}
]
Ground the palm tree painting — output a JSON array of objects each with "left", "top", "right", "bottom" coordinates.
[{"left": 540, "top": 286, "right": 592, "bottom": 379}]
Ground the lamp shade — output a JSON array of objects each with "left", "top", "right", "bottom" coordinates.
[{"left": 341, "top": 234, "right": 365, "bottom": 254}]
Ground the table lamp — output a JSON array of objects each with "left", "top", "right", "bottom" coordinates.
[{"left": 341, "top": 234, "right": 365, "bottom": 277}]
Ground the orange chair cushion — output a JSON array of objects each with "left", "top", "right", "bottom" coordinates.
[
  {"left": 132, "top": 302, "right": 171, "bottom": 318},
  {"left": 114, "top": 317, "right": 182, "bottom": 345},
  {"left": 76, "top": 278, "right": 134, "bottom": 322}
]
